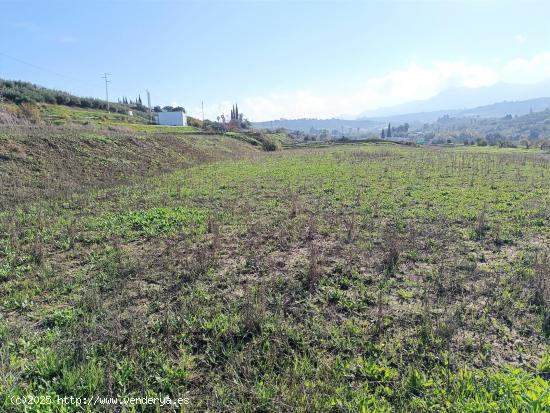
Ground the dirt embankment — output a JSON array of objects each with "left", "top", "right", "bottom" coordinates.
[{"left": 0, "top": 125, "right": 258, "bottom": 208}]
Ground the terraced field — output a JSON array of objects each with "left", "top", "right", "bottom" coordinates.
[{"left": 1, "top": 140, "right": 550, "bottom": 411}]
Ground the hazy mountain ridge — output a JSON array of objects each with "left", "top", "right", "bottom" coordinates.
[
  {"left": 252, "top": 96, "right": 550, "bottom": 133},
  {"left": 456, "top": 97, "right": 550, "bottom": 118},
  {"left": 365, "top": 97, "right": 550, "bottom": 124},
  {"left": 253, "top": 81, "right": 550, "bottom": 132},
  {"left": 358, "top": 80, "right": 550, "bottom": 119}
]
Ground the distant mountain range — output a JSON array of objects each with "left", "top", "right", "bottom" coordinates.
[
  {"left": 358, "top": 80, "right": 550, "bottom": 119},
  {"left": 456, "top": 97, "right": 550, "bottom": 118},
  {"left": 253, "top": 80, "right": 550, "bottom": 132},
  {"left": 363, "top": 97, "right": 550, "bottom": 124}
]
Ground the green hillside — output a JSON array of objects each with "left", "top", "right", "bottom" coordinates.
[{"left": 0, "top": 79, "right": 147, "bottom": 117}]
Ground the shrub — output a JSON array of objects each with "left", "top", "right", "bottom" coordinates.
[
  {"left": 476, "top": 137, "right": 488, "bottom": 146},
  {"left": 261, "top": 140, "right": 279, "bottom": 151},
  {"left": 18, "top": 103, "right": 41, "bottom": 123},
  {"left": 187, "top": 116, "right": 203, "bottom": 128}
]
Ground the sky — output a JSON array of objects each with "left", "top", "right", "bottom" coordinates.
[{"left": 1, "top": 0, "right": 550, "bottom": 121}]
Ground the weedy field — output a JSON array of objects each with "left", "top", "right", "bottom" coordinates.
[{"left": 1, "top": 136, "right": 550, "bottom": 412}]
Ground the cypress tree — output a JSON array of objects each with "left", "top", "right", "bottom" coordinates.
[
  {"left": 387, "top": 123, "right": 392, "bottom": 138},
  {"left": 381, "top": 129, "right": 386, "bottom": 139}
]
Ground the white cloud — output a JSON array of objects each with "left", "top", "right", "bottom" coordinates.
[
  {"left": 224, "top": 60, "right": 499, "bottom": 121},
  {"left": 514, "top": 34, "right": 526, "bottom": 44},
  {"left": 187, "top": 51, "right": 550, "bottom": 122},
  {"left": 504, "top": 51, "right": 550, "bottom": 82}
]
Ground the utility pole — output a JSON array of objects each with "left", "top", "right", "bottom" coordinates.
[
  {"left": 146, "top": 89, "right": 152, "bottom": 123},
  {"left": 101, "top": 73, "right": 111, "bottom": 112}
]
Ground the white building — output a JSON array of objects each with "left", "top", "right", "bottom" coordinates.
[{"left": 157, "top": 111, "right": 187, "bottom": 126}]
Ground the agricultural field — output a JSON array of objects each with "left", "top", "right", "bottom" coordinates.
[{"left": 1, "top": 137, "right": 550, "bottom": 411}]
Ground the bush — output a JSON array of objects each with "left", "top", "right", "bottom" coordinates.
[
  {"left": 261, "top": 140, "right": 279, "bottom": 151},
  {"left": 187, "top": 116, "right": 203, "bottom": 128},
  {"left": 18, "top": 103, "right": 41, "bottom": 123},
  {"left": 476, "top": 138, "right": 488, "bottom": 146}
]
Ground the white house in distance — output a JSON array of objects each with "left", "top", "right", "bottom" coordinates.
[{"left": 156, "top": 111, "right": 187, "bottom": 126}]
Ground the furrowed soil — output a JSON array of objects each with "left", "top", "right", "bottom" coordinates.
[{"left": 1, "top": 130, "right": 550, "bottom": 412}]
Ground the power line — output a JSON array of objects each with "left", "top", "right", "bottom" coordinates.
[
  {"left": 101, "top": 73, "right": 111, "bottom": 112},
  {"left": 0, "top": 51, "right": 94, "bottom": 87}
]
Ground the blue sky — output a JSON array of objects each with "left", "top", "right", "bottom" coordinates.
[{"left": 1, "top": 0, "right": 550, "bottom": 120}]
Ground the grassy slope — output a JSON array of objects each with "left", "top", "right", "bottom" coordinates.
[
  {"left": 39, "top": 104, "right": 149, "bottom": 126},
  {"left": 0, "top": 102, "right": 193, "bottom": 131},
  {"left": 0, "top": 125, "right": 258, "bottom": 208},
  {"left": 39, "top": 104, "right": 196, "bottom": 133},
  {"left": 1, "top": 140, "right": 550, "bottom": 411}
]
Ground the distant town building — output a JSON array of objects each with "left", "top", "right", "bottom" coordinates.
[{"left": 156, "top": 111, "right": 187, "bottom": 126}]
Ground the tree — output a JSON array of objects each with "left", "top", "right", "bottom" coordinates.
[
  {"left": 381, "top": 129, "right": 386, "bottom": 139},
  {"left": 387, "top": 123, "right": 392, "bottom": 138},
  {"left": 241, "top": 117, "right": 251, "bottom": 129},
  {"left": 519, "top": 138, "right": 531, "bottom": 149},
  {"left": 476, "top": 137, "right": 488, "bottom": 146}
]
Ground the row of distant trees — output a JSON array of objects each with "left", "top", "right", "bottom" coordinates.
[
  {"left": 118, "top": 95, "right": 142, "bottom": 106},
  {"left": 427, "top": 129, "right": 550, "bottom": 149},
  {"left": 153, "top": 105, "right": 186, "bottom": 113},
  {"left": 0, "top": 79, "right": 141, "bottom": 115},
  {"left": 380, "top": 123, "right": 410, "bottom": 139},
  {"left": 204, "top": 104, "right": 251, "bottom": 132}
]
